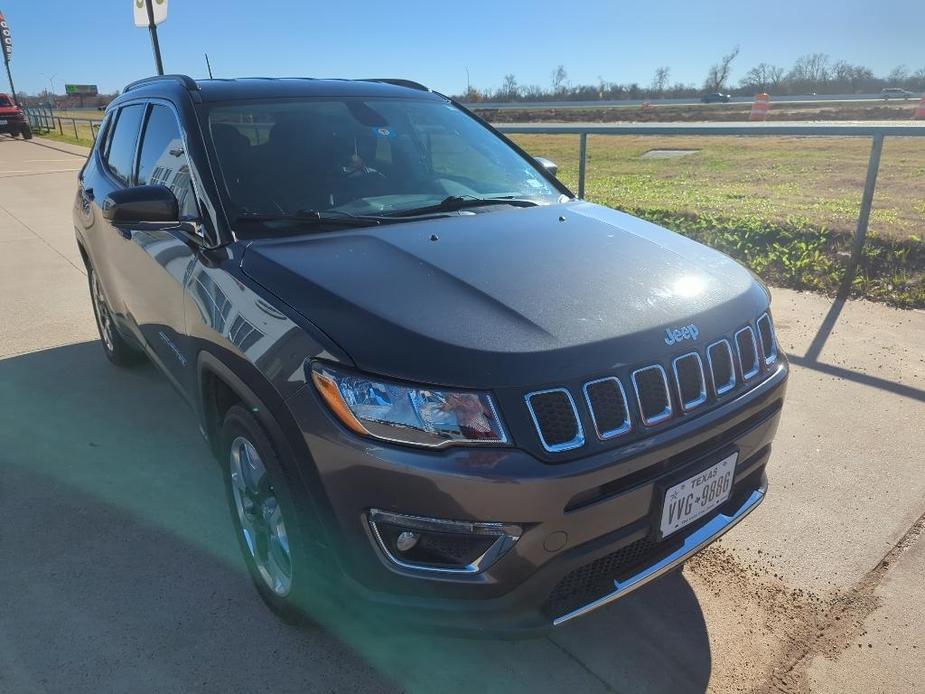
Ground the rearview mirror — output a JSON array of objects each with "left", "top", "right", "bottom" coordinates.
[
  {"left": 534, "top": 157, "right": 559, "bottom": 177},
  {"left": 102, "top": 185, "right": 179, "bottom": 224}
]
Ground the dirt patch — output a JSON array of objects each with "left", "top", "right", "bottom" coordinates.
[{"left": 684, "top": 513, "right": 925, "bottom": 693}]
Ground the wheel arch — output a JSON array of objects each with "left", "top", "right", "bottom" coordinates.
[{"left": 196, "top": 348, "right": 339, "bottom": 561}]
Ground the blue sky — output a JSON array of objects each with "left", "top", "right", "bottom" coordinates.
[{"left": 2, "top": 0, "right": 923, "bottom": 96}]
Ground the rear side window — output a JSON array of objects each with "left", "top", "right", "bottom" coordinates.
[
  {"left": 137, "top": 104, "right": 198, "bottom": 218},
  {"left": 105, "top": 104, "right": 145, "bottom": 185}
]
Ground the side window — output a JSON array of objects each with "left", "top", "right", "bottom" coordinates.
[
  {"left": 137, "top": 104, "right": 198, "bottom": 219},
  {"left": 104, "top": 104, "right": 145, "bottom": 186}
]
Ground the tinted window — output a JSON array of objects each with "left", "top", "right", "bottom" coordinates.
[
  {"left": 0, "top": 95, "right": 11, "bottom": 106},
  {"left": 137, "top": 105, "right": 198, "bottom": 218},
  {"left": 208, "top": 98, "right": 561, "bottom": 221},
  {"left": 105, "top": 104, "right": 145, "bottom": 185}
]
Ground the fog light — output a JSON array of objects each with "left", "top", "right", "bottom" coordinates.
[
  {"left": 367, "top": 509, "right": 521, "bottom": 575},
  {"left": 396, "top": 531, "right": 419, "bottom": 552}
]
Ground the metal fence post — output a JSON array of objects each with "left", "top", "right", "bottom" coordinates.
[
  {"left": 72, "top": 118, "right": 79, "bottom": 139},
  {"left": 577, "top": 132, "right": 588, "bottom": 198},
  {"left": 57, "top": 117, "right": 63, "bottom": 135},
  {"left": 840, "top": 134, "right": 884, "bottom": 296},
  {"left": 90, "top": 122, "right": 96, "bottom": 142}
]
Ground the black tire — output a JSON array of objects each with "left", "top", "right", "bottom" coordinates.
[
  {"left": 9, "top": 129, "right": 19, "bottom": 138},
  {"left": 88, "top": 267, "right": 145, "bottom": 367},
  {"left": 20, "top": 125, "right": 33, "bottom": 140},
  {"left": 221, "top": 405, "right": 318, "bottom": 625}
]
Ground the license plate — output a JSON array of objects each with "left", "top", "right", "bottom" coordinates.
[
  {"left": 660, "top": 452, "right": 737, "bottom": 537},
  {"left": 0, "top": 120, "right": 7, "bottom": 125}
]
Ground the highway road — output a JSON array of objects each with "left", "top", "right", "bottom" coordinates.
[
  {"left": 0, "top": 136, "right": 923, "bottom": 694},
  {"left": 464, "top": 93, "right": 921, "bottom": 110}
]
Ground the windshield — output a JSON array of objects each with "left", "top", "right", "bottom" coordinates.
[
  {"left": 0, "top": 95, "right": 12, "bottom": 107},
  {"left": 207, "top": 97, "right": 565, "bottom": 220}
]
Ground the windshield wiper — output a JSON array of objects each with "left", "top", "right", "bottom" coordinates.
[
  {"left": 234, "top": 209, "right": 386, "bottom": 228},
  {"left": 386, "top": 195, "right": 539, "bottom": 217}
]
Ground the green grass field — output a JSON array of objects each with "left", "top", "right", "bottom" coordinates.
[{"left": 510, "top": 134, "right": 925, "bottom": 241}]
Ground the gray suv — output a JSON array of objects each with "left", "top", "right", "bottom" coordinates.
[{"left": 73, "top": 74, "right": 788, "bottom": 635}]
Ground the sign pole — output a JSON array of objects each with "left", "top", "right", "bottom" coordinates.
[
  {"left": 145, "top": 0, "right": 164, "bottom": 75},
  {"left": 3, "top": 58, "right": 15, "bottom": 105}
]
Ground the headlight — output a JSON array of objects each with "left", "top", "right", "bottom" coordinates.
[{"left": 311, "top": 363, "right": 509, "bottom": 448}]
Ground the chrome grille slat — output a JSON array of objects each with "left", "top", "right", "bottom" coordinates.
[
  {"left": 631, "top": 365, "right": 672, "bottom": 426},
  {"left": 583, "top": 377, "right": 631, "bottom": 440},
  {"left": 735, "top": 326, "right": 760, "bottom": 381},
  {"left": 672, "top": 352, "right": 707, "bottom": 411},
  {"left": 525, "top": 388, "right": 584, "bottom": 453},
  {"left": 756, "top": 313, "right": 777, "bottom": 365},
  {"left": 707, "top": 339, "right": 736, "bottom": 396}
]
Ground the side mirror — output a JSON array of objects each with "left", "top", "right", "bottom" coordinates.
[
  {"left": 534, "top": 157, "right": 559, "bottom": 177},
  {"left": 102, "top": 185, "right": 179, "bottom": 224}
]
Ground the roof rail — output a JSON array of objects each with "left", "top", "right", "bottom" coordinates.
[
  {"left": 123, "top": 74, "right": 199, "bottom": 94},
  {"left": 357, "top": 78, "right": 430, "bottom": 92}
]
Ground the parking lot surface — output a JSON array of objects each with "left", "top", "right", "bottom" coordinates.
[{"left": 0, "top": 136, "right": 922, "bottom": 693}]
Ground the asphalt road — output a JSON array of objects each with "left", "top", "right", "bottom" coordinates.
[
  {"left": 0, "top": 136, "right": 923, "bottom": 694},
  {"left": 463, "top": 93, "right": 920, "bottom": 111}
]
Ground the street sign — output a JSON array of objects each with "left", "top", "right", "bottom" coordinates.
[
  {"left": 65, "top": 84, "right": 99, "bottom": 96},
  {"left": 133, "top": 0, "right": 167, "bottom": 28},
  {"left": 0, "top": 10, "right": 13, "bottom": 62}
]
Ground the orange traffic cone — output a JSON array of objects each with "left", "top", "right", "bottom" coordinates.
[
  {"left": 913, "top": 95, "right": 925, "bottom": 119},
  {"left": 749, "top": 93, "right": 771, "bottom": 121}
]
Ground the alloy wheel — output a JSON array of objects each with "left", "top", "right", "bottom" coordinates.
[{"left": 228, "top": 436, "right": 293, "bottom": 597}]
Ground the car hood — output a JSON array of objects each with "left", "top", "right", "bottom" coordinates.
[{"left": 241, "top": 202, "right": 769, "bottom": 388}]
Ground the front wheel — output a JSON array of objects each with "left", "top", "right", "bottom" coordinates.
[
  {"left": 20, "top": 125, "right": 32, "bottom": 140},
  {"left": 221, "top": 405, "right": 316, "bottom": 624},
  {"left": 88, "top": 268, "right": 145, "bottom": 366}
]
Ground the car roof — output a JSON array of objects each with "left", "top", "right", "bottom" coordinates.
[{"left": 117, "top": 75, "right": 447, "bottom": 104}]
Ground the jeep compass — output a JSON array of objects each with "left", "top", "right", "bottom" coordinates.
[{"left": 73, "top": 74, "right": 787, "bottom": 635}]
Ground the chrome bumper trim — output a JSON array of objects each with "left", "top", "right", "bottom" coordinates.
[{"left": 552, "top": 486, "right": 766, "bottom": 626}]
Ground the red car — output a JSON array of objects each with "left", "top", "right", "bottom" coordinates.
[{"left": 0, "top": 93, "right": 32, "bottom": 139}]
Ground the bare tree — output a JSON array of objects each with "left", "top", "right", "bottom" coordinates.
[
  {"left": 703, "top": 46, "right": 740, "bottom": 92},
  {"left": 551, "top": 65, "right": 568, "bottom": 94},
  {"left": 651, "top": 66, "right": 671, "bottom": 94},
  {"left": 739, "top": 63, "right": 784, "bottom": 92},
  {"left": 788, "top": 53, "right": 831, "bottom": 84},
  {"left": 500, "top": 73, "right": 519, "bottom": 100},
  {"left": 886, "top": 65, "right": 909, "bottom": 84}
]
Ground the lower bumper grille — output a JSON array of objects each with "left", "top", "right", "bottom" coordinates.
[{"left": 542, "top": 537, "right": 678, "bottom": 619}]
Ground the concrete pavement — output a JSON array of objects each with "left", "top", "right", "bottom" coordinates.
[{"left": 0, "top": 135, "right": 922, "bottom": 693}]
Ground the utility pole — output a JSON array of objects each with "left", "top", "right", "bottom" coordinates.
[{"left": 145, "top": 0, "right": 164, "bottom": 75}]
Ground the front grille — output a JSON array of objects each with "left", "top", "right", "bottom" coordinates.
[
  {"left": 756, "top": 313, "right": 777, "bottom": 365},
  {"left": 735, "top": 326, "right": 760, "bottom": 381},
  {"left": 707, "top": 339, "right": 736, "bottom": 396},
  {"left": 542, "top": 537, "right": 672, "bottom": 618},
  {"left": 583, "top": 377, "right": 631, "bottom": 439},
  {"left": 525, "top": 389, "right": 584, "bottom": 452},
  {"left": 521, "top": 313, "right": 777, "bottom": 456},
  {"left": 672, "top": 352, "right": 707, "bottom": 411},
  {"left": 632, "top": 365, "right": 672, "bottom": 426}
]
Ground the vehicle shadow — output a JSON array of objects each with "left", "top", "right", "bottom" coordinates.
[{"left": 0, "top": 341, "right": 712, "bottom": 694}]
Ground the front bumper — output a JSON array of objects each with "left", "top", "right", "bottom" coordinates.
[
  {"left": 285, "top": 361, "right": 787, "bottom": 635},
  {"left": 0, "top": 118, "right": 26, "bottom": 134}
]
